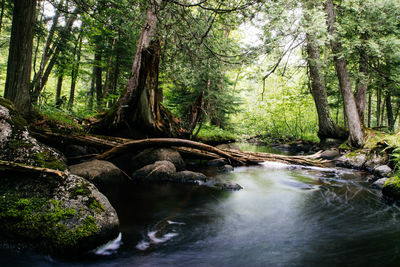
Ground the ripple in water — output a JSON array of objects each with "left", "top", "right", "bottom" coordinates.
[{"left": 93, "top": 233, "right": 122, "bottom": 256}]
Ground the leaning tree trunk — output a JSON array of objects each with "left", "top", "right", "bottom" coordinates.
[
  {"left": 326, "top": 0, "right": 364, "bottom": 148},
  {"left": 91, "top": 0, "right": 179, "bottom": 138},
  {"left": 4, "top": 0, "right": 37, "bottom": 116},
  {"left": 305, "top": 32, "right": 346, "bottom": 141}
]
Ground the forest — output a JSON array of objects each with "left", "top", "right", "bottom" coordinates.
[{"left": 1, "top": 0, "right": 400, "bottom": 265}]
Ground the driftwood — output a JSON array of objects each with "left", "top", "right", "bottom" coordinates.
[
  {"left": 0, "top": 160, "right": 65, "bottom": 178},
  {"left": 96, "top": 138, "right": 246, "bottom": 166},
  {"left": 31, "top": 128, "right": 327, "bottom": 168}
]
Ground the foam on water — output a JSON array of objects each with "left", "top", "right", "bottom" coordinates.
[
  {"left": 136, "top": 230, "right": 179, "bottom": 251},
  {"left": 93, "top": 233, "right": 122, "bottom": 256}
]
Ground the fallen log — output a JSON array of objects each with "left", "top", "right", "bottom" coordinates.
[
  {"left": 0, "top": 160, "right": 65, "bottom": 178},
  {"left": 96, "top": 138, "right": 246, "bottom": 166}
]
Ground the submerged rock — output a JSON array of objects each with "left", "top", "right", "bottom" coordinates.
[
  {"left": 372, "top": 178, "right": 389, "bottom": 189},
  {"left": 0, "top": 171, "right": 119, "bottom": 256}
]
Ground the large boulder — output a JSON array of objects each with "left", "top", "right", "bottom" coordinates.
[
  {"left": 0, "top": 99, "right": 119, "bottom": 255},
  {"left": 69, "top": 159, "right": 126, "bottom": 194},
  {"left": 133, "top": 148, "right": 185, "bottom": 170},
  {"left": 364, "top": 151, "right": 389, "bottom": 172},
  {"left": 373, "top": 165, "right": 392, "bottom": 178},
  {"left": 382, "top": 176, "right": 400, "bottom": 200},
  {"left": 336, "top": 152, "right": 366, "bottom": 169},
  {"left": 132, "top": 160, "right": 176, "bottom": 181},
  {"left": 0, "top": 98, "right": 67, "bottom": 170},
  {"left": 0, "top": 171, "right": 119, "bottom": 255}
]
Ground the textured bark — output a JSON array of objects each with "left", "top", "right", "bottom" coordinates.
[
  {"left": 377, "top": 87, "right": 381, "bottom": 127},
  {"left": 4, "top": 0, "right": 36, "bottom": 115},
  {"left": 326, "top": 0, "right": 364, "bottom": 147},
  {"left": 94, "top": 48, "right": 103, "bottom": 109},
  {"left": 92, "top": 0, "right": 179, "bottom": 138},
  {"left": 306, "top": 33, "right": 346, "bottom": 141},
  {"left": 355, "top": 38, "right": 369, "bottom": 125},
  {"left": 0, "top": 0, "right": 5, "bottom": 36},
  {"left": 367, "top": 91, "right": 372, "bottom": 128}
]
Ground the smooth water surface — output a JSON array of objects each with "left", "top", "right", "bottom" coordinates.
[{"left": 2, "top": 162, "right": 400, "bottom": 266}]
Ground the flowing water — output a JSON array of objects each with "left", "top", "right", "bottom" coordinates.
[{"left": 2, "top": 152, "right": 400, "bottom": 266}]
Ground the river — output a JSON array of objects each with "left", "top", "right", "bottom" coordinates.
[{"left": 1, "top": 146, "right": 400, "bottom": 266}]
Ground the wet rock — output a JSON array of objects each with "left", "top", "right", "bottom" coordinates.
[
  {"left": 64, "top": 144, "right": 88, "bottom": 158},
  {"left": 69, "top": 160, "right": 126, "bottom": 194},
  {"left": 130, "top": 148, "right": 185, "bottom": 171},
  {"left": 207, "top": 158, "right": 228, "bottom": 167},
  {"left": 364, "top": 152, "right": 388, "bottom": 172},
  {"left": 172, "top": 171, "right": 208, "bottom": 184},
  {"left": 382, "top": 177, "right": 400, "bottom": 200},
  {"left": 320, "top": 149, "right": 340, "bottom": 160},
  {"left": 335, "top": 152, "right": 366, "bottom": 169},
  {"left": 373, "top": 165, "right": 392, "bottom": 178},
  {"left": 218, "top": 164, "right": 234, "bottom": 173},
  {"left": 372, "top": 178, "right": 388, "bottom": 189},
  {"left": 132, "top": 160, "right": 176, "bottom": 181},
  {"left": 213, "top": 181, "right": 243, "bottom": 191},
  {"left": 0, "top": 171, "right": 119, "bottom": 256},
  {"left": 0, "top": 98, "right": 67, "bottom": 170}
]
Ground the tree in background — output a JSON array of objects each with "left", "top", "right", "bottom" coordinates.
[{"left": 4, "top": 0, "right": 37, "bottom": 116}]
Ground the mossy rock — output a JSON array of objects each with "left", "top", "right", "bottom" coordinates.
[
  {"left": 382, "top": 176, "right": 400, "bottom": 200},
  {"left": 0, "top": 98, "right": 67, "bottom": 170},
  {"left": 0, "top": 171, "right": 119, "bottom": 256}
]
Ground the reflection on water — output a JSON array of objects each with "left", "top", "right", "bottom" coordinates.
[{"left": 2, "top": 162, "right": 400, "bottom": 266}]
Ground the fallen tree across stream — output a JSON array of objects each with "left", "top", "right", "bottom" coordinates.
[{"left": 31, "top": 128, "right": 328, "bottom": 168}]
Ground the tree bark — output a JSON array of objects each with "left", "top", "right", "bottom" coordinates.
[
  {"left": 305, "top": 32, "right": 346, "bottom": 141},
  {"left": 55, "top": 75, "right": 63, "bottom": 108},
  {"left": 326, "top": 0, "right": 364, "bottom": 147},
  {"left": 0, "top": 0, "right": 5, "bottom": 36},
  {"left": 367, "top": 91, "right": 372, "bottom": 128},
  {"left": 355, "top": 36, "right": 369, "bottom": 125},
  {"left": 68, "top": 32, "right": 83, "bottom": 109},
  {"left": 386, "top": 90, "right": 394, "bottom": 131},
  {"left": 94, "top": 48, "right": 103, "bottom": 110},
  {"left": 4, "top": 0, "right": 37, "bottom": 116},
  {"left": 92, "top": 0, "right": 179, "bottom": 138},
  {"left": 377, "top": 87, "right": 381, "bottom": 127}
]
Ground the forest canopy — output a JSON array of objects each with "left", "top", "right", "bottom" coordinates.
[{"left": 1, "top": 0, "right": 400, "bottom": 146}]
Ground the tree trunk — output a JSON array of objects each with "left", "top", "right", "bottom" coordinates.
[
  {"left": 386, "top": 91, "right": 394, "bottom": 131},
  {"left": 92, "top": 0, "right": 179, "bottom": 138},
  {"left": 355, "top": 36, "right": 369, "bottom": 125},
  {"left": 367, "top": 91, "right": 372, "bottom": 128},
  {"left": 326, "top": 0, "right": 364, "bottom": 147},
  {"left": 31, "top": 9, "right": 78, "bottom": 104},
  {"left": 94, "top": 48, "right": 103, "bottom": 110},
  {"left": 0, "top": 0, "right": 5, "bottom": 36},
  {"left": 377, "top": 87, "right": 381, "bottom": 127},
  {"left": 4, "top": 0, "right": 37, "bottom": 116},
  {"left": 305, "top": 32, "right": 346, "bottom": 141},
  {"left": 55, "top": 75, "right": 63, "bottom": 108},
  {"left": 88, "top": 63, "right": 96, "bottom": 111},
  {"left": 102, "top": 38, "right": 117, "bottom": 107},
  {"left": 68, "top": 33, "right": 83, "bottom": 109}
]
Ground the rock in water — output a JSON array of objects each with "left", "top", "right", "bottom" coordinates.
[
  {"left": 0, "top": 171, "right": 119, "bottom": 255},
  {"left": 0, "top": 99, "right": 119, "bottom": 255},
  {"left": 373, "top": 165, "right": 392, "bottom": 178}
]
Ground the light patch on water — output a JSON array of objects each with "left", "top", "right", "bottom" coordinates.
[
  {"left": 167, "top": 220, "right": 186, "bottom": 225},
  {"left": 260, "top": 161, "right": 289, "bottom": 169},
  {"left": 93, "top": 233, "right": 122, "bottom": 256},
  {"left": 136, "top": 230, "right": 179, "bottom": 251}
]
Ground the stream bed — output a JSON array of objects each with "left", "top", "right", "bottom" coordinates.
[{"left": 2, "top": 155, "right": 400, "bottom": 266}]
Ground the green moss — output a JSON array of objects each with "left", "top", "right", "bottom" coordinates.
[
  {"left": 0, "top": 98, "right": 28, "bottom": 129},
  {"left": 383, "top": 176, "right": 400, "bottom": 200},
  {"left": 0, "top": 192, "right": 99, "bottom": 249},
  {"left": 32, "top": 151, "right": 67, "bottom": 171},
  {"left": 70, "top": 184, "right": 105, "bottom": 212},
  {"left": 6, "top": 139, "right": 34, "bottom": 150}
]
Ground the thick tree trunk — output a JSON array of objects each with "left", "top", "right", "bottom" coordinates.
[
  {"left": 326, "top": 0, "right": 364, "bottom": 147},
  {"left": 355, "top": 38, "right": 369, "bottom": 125},
  {"left": 367, "top": 91, "right": 372, "bottom": 128},
  {"left": 92, "top": 0, "right": 179, "bottom": 138},
  {"left": 4, "top": 0, "right": 36, "bottom": 116},
  {"left": 306, "top": 33, "right": 346, "bottom": 141}
]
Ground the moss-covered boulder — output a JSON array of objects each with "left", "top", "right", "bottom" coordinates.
[
  {"left": 0, "top": 98, "right": 66, "bottom": 170},
  {"left": 0, "top": 170, "right": 119, "bottom": 255},
  {"left": 382, "top": 176, "right": 400, "bottom": 200}
]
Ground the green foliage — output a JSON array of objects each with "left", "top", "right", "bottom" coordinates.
[{"left": 196, "top": 124, "right": 238, "bottom": 144}]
